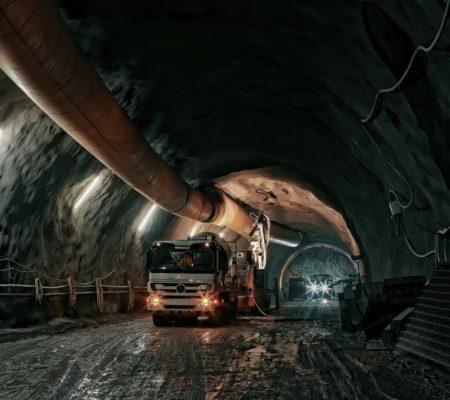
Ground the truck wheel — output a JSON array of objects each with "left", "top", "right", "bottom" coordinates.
[
  {"left": 152, "top": 315, "right": 166, "bottom": 327},
  {"left": 212, "top": 308, "right": 228, "bottom": 326}
]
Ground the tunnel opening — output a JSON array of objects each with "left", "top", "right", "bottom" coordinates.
[{"left": 279, "top": 244, "right": 357, "bottom": 302}]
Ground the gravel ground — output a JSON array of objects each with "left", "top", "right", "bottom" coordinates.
[{"left": 0, "top": 301, "right": 449, "bottom": 400}]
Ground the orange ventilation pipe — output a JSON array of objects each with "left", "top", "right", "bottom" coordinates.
[{"left": 0, "top": 0, "right": 301, "bottom": 246}]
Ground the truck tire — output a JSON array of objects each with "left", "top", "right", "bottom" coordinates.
[
  {"left": 152, "top": 315, "right": 166, "bottom": 327},
  {"left": 211, "top": 308, "right": 227, "bottom": 326}
]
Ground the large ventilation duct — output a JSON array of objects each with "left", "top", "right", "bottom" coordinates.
[{"left": 0, "top": 0, "right": 301, "bottom": 246}]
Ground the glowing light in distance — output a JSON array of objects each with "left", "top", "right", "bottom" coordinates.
[
  {"left": 137, "top": 203, "right": 158, "bottom": 232},
  {"left": 321, "top": 298, "right": 328, "bottom": 304},
  {"left": 307, "top": 283, "right": 318, "bottom": 295},
  {"left": 74, "top": 175, "right": 102, "bottom": 210},
  {"left": 320, "top": 283, "right": 329, "bottom": 294},
  {"left": 219, "top": 231, "right": 224, "bottom": 238}
]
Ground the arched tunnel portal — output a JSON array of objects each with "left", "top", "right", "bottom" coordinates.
[{"left": 277, "top": 243, "right": 358, "bottom": 299}]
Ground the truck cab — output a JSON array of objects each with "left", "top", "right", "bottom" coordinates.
[{"left": 146, "top": 233, "right": 240, "bottom": 326}]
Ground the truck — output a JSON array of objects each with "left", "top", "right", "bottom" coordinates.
[{"left": 146, "top": 233, "right": 257, "bottom": 326}]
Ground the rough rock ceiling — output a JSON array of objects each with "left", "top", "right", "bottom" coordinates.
[
  {"left": 0, "top": 0, "right": 449, "bottom": 282},
  {"left": 216, "top": 167, "right": 359, "bottom": 254}
]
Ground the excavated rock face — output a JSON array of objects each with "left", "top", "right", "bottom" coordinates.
[{"left": 0, "top": 0, "right": 449, "bottom": 313}]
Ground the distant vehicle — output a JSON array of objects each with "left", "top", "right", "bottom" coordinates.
[
  {"left": 146, "top": 233, "right": 257, "bottom": 326},
  {"left": 307, "top": 274, "right": 334, "bottom": 299}
]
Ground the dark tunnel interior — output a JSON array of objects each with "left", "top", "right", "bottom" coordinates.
[{"left": 0, "top": 0, "right": 449, "bottom": 398}]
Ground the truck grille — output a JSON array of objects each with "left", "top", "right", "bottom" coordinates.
[
  {"left": 153, "top": 282, "right": 209, "bottom": 295},
  {"left": 164, "top": 305, "right": 196, "bottom": 310}
]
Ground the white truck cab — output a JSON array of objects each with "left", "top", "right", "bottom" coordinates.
[{"left": 146, "top": 233, "right": 241, "bottom": 326}]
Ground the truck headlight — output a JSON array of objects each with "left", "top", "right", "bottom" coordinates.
[
  {"left": 201, "top": 297, "right": 210, "bottom": 307},
  {"left": 202, "top": 296, "right": 219, "bottom": 307},
  {"left": 148, "top": 295, "right": 160, "bottom": 306}
]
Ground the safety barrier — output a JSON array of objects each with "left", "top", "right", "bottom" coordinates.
[{"left": 0, "top": 256, "right": 147, "bottom": 312}]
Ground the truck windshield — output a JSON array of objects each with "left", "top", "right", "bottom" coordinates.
[{"left": 150, "top": 245, "right": 215, "bottom": 273}]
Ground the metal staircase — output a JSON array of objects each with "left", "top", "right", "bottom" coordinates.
[{"left": 397, "top": 263, "right": 450, "bottom": 369}]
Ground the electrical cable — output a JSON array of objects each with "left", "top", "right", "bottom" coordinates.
[
  {"left": 362, "top": 124, "right": 415, "bottom": 209},
  {"left": 252, "top": 295, "right": 277, "bottom": 319},
  {"left": 362, "top": 0, "right": 450, "bottom": 124},
  {"left": 361, "top": 1, "right": 450, "bottom": 210},
  {"left": 400, "top": 223, "right": 436, "bottom": 259}
]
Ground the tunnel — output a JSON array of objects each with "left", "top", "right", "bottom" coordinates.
[{"left": 0, "top": 0, "right": 449, "bottom": 398}]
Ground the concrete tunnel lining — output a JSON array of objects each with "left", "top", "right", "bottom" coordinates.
[{"left": 278, "top": 243, "right": 359, "bottom": 292}]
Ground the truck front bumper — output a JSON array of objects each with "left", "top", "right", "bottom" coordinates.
[{"left": 147, "top": 296, "right": 219, "bottom": 318}]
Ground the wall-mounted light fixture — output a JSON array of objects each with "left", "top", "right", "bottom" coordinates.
[
  {"left": 73, "top": 174, "right": 103, "bottom": 210},
  {"left": 137, "top": 203, "right": 158, "bottom": 232}
]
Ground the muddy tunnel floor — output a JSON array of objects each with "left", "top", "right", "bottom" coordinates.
[{"left": 0, "top": 301, "right": 449, "bottom": 400}]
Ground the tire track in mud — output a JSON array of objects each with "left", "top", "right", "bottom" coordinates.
[
  {"left": 50, "top": 330, "right": 133, "bottom": 399},
  {"left": 153, "top": 327, "right": 208, "bottom": 400},
  {"left": 1, "top": 311, "right": 450, "bottom": 400}
]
